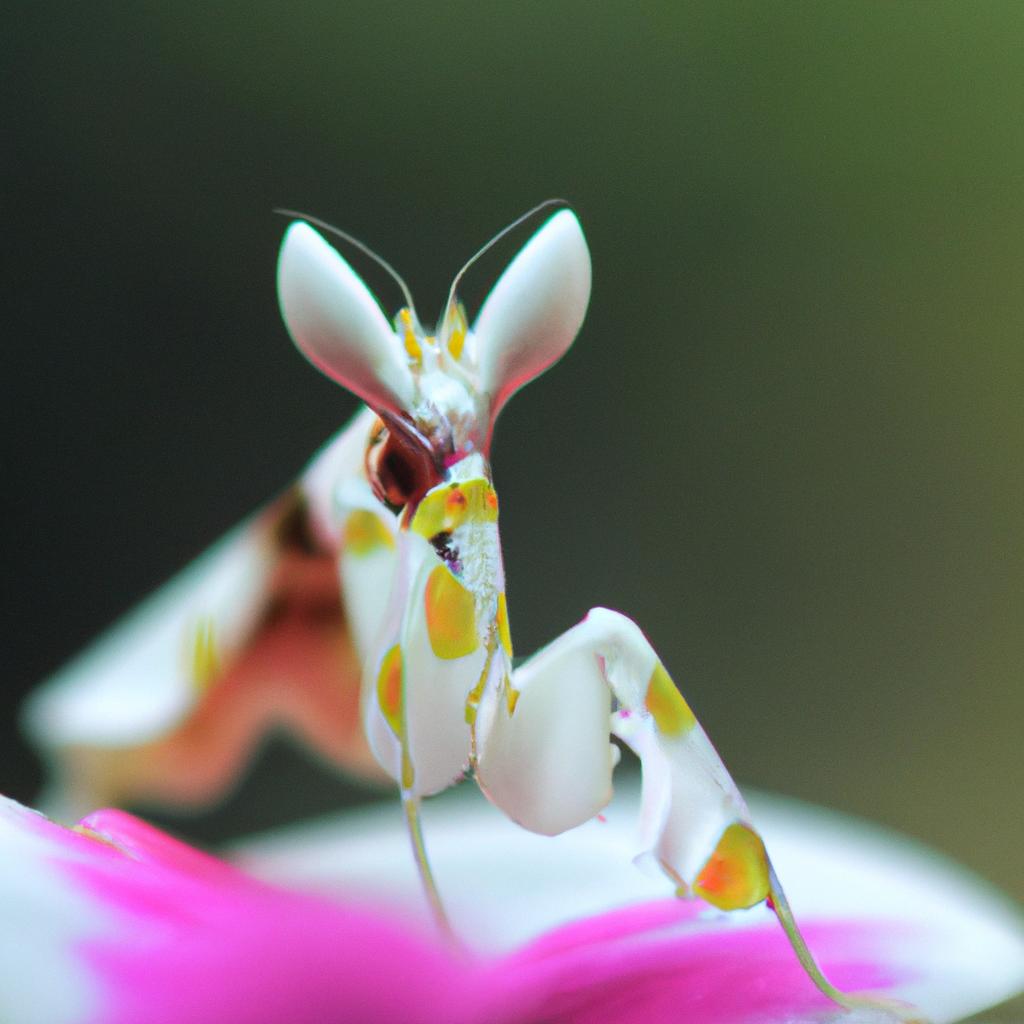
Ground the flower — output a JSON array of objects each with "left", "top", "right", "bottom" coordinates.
[{"left": 2, "top": 780, "right": 1021, "bottom": 1024}]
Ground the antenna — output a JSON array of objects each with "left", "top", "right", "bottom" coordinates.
[
  {"left": 273, "top": 208, "right": 419, "bottom": 323},
  {"left": 440, "top": 198, "right": 569, "bottom": 326}
]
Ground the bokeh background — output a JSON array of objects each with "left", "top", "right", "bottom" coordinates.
[{"left": 4, "top": 0, "right": 1022, "bottom": 994}]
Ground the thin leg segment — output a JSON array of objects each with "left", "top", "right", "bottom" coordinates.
[
  {"left": 766, "top": 862, "right": 924, "bottom": 1021},
  {"left": 401, "top": 792, "right": 458, "bottom": 946}
]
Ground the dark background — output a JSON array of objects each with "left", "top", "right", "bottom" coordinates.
[{"left": 3, "top": 0, "right": 1022, "bottom": 958}]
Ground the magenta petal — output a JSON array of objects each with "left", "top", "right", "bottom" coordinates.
[
  {"left": 5, "top": 802, "right": 482, "bottom": 1024},
  {"left": 484, "top": 900, "right": 896, "bottom": 1024},
  {"left": 239, "top": 786, "right": 1024, "bottom": 1023},
  {"left": 76, "top": 809, "right": 241, "bottom": 881},
  {"left": 84, "top": 881, "right": 477, "bottom": 1024},
  {"left": 2, "top": 791, "right": 1022, "bottom": 1024}
]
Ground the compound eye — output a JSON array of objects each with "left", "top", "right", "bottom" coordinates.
[{"left": 365, "top": 418, "right": 440, "bottom": 511}]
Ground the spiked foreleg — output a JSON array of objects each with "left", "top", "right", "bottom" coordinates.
[{"left": 475, "top": 607, "right": 921, "bottom": 1020}]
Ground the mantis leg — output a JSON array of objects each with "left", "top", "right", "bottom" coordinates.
[
  {"left": 474, "top": 607, "right": 921, "bottom": 1020},
  {"left": 23, "top": 410, "right": 395, "bottom": 817},
  {"left": 401, "top": 790, "right": 458, "bottom": 946}
]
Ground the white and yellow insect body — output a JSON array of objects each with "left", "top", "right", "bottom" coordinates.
[
  {"left": 25, "top": 206, "right": 921, "bottom": 1020},
  {"left": 277, "top": 211, "right": 767, "bottom": 900}
]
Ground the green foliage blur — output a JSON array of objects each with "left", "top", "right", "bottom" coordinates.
[{"left": 5, "top": 0, "right": 1022, "bottom": 949}]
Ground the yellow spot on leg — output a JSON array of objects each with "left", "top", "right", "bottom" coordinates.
[
  {"left": 505, "top": 683, "right": 521, "bottom": 715},
  {"left": 496, "top": 592, "right": 512, "bottom": 657},
  {"left": 424, "top": 566, "right": 478, "bottom": 659},
  {"left": 343, "top": 510, "right": 395, "bottom": 555},
  {"left": 464, "top": 639, "right": 496, "bottom": 727},
  {"left": 644, "top": 663, "right": 696, "bottom": 736},
  {"left": 464, "top": 677, "right": 486, "bottom": 725},
  {"left": 694, "top": 822, "right": 770, "bottom": 911},
  {"left": 377, "top": 644, "right": 404, "bottom": 737}
]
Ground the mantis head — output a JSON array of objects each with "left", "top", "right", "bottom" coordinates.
[{"left": 277, "top": 206, "right": 592, "bottom": 518}]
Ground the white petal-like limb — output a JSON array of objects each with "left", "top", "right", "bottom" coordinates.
[
  {"left": 474, "top": 622, "right": 615, "bottom": 836},
  {"left": 23, "top": 413, "right": 388, "bottom": 817},
  {"left": 332, "top": 477, "right": 399, "bottom": 663},
  {"left": 362, "top": 534, "right": 481, "bottom": 798},
  {"left": 278, "top": 222, "right": 415, "bottom": 416},
  {"left": 399, "top": 546, "right": 483, "bottom": 796},
  {"left": 476, "top": 606, "right": 748, "bottom": 888},
  {"left": 23, "top": 516, "right": 277, "bottom": 752},
  {"left": 473, "top": 209, "right": 591, "bottom": 429}
]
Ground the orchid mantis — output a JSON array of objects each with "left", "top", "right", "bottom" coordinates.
[{"left": 26, "top": 204, "right": 920, "bottom": 1020}]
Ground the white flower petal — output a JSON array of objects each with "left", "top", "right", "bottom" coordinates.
[
  {"left": 0, "top": 799, "right": 479, "bottom": 1024},
  {"left": 0, "top": 799, "right": 109, "bottom": 1024}
]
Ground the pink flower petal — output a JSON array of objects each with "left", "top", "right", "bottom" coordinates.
[
  {"left": 481, "top": 900, "right": 903, "bottom": 1023},
  {"left": 238, "top": 783, "right": 1024, "bottom": 1023},
  {"left": 1, "top": 788, "right": 1021, "bottom": 1024},
  {"left": 0, "top": 797, "right": 478, "bottom": 1024}
]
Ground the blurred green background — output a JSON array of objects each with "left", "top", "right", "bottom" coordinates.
[{"left": 4, "top": 0, "right": 1021, "bottom": 956}]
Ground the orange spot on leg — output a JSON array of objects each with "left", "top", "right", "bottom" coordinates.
[
  {"left": 376, "top": 645, "right": 404, "bottom": 736},
  {"left": 694, "top": 822, "right": 770, "bottom": 911}
]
